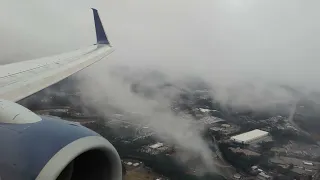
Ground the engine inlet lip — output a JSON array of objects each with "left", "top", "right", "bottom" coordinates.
[{"left": 35, "top": 136, "right": 122, "bottom": 180}]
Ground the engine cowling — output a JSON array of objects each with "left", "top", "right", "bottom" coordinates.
[{"left": 0, "top": 99, "right": 122, "bottom": 180}]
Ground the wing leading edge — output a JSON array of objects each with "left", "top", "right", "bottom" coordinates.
[{"left": 0, "top": 9, "right": 113, "bottom": 102}]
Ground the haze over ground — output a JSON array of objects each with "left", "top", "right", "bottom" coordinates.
[{"left": 1, "top": 0, "right": 320, "bottom": 174}]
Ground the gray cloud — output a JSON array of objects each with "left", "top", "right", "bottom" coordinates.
[
  {"left": 2, "top": 0, "right": 320, "bottom": 88},
  {"left": 2, "top": 0, "right": 320, "bottom": 174},
  {"left": 76, "top": 70, "right": 216, "bottom": 172}
]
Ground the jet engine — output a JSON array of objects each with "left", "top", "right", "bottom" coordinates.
[{"left": 0, "top": 99, "right": 122, "bottom": 180}]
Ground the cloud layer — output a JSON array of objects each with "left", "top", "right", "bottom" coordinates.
[{"left": 2, "top": 0, "right": 320, "bottom": 174}]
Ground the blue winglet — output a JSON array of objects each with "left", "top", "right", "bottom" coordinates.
[{"left": 91, "top": 8, "right": 110, "bottom": 45}]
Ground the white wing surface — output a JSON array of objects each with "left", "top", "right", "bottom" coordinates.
[{"left": 0, "top": 9, "right": 112, "bottom": 102}]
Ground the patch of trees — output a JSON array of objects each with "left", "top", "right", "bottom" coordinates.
[
  {"left": 294, "top": 117, "right": 320, "bottom": 135},
  {"left": 117, "top": 140, "right": 224, "bottom": 179},
  {"left": 87, "top": 122, "right": 225, "bottom": 180},
  {"left": 171, "top": 90, "right": 222, "bottom": 119},
  {"left": 253, "top": 151, "right": 301, "bottom": 179},
  {"left": 226, "top": 108, "right": 279, "bottom": 122},
  {"left": 142, "top": 154, "right": 217, "bottom": 180},
  {"left": 273, "top": 174, "right": 304, "bottom": 180},
  {"left": 218, "top": 143, "right": 260, "bottom": 172},
  {"left": 258, "top": 141, "right": 275, "bottom": 153},
  {"left": 208, "top": 130, "right": 223, "bottom": 141},
  {"left": 257, "top": 155, "right": 274, "bottom": 171},
  {"left": 238, "top": 121, "right": 267, "bottom": 133},
  {"left": 273, "top": 166, "right": 299, "bottom": 179},
  {"left": 19, "top": 77, "right": 81, "bottom": 110},
  {"left": 270, "top": 128, "right": 316, "bottom": 144},
  {"left": 130, "top": 82, "right": 157, "bottom": 98}
]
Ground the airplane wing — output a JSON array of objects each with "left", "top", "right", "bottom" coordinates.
[
  {"left": 0, "top": 8, "right": 113, "bottom": 102},
  {"left": 0, "top": 9, "right": 122, "bottom": 180}
]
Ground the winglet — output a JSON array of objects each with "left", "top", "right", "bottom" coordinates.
[{"left": 91, "top": 8, "right": 110, "bottom": 45}]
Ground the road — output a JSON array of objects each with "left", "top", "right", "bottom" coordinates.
[
  {"left": 287, "top": 103, "right": 311, "bottom": 136},
  {"left": 211, "top": 136, "right": 238, "bottom": 179}
]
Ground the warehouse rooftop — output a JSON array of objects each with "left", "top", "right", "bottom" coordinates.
[{"left": 230, "top": 129, "right": 269, "bottom": 144}]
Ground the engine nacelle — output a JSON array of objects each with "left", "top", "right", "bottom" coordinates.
[{"left": 0, "top": 99, "right": 122, "bottom": 180}]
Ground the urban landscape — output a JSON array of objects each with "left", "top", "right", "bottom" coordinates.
[{"left": 18, "top": 69, "right": 320, "bottom": 180}]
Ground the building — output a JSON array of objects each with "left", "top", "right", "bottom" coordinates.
[
  {"left": 149, "top": 142, "right": 164, "bottom": 149},
  {"left": 229, "top": 147, "right": 261, "bottom": 156},
  {"left": 200, "top": 116, "right": 225, "bottom": 126},
  {"left": 250, "top": 166, "right": 260, "bottom": 175},
  {"left": 257, "top": 172, "right": 272, "bottom": 180},
  {"left": 199, "top": 108, "right": 211, "bottom": 113},
  {"left": 133, "top": 163, "right": 140, "bottom": 167},
  {"left": 209, "top": 123, "right": 240, "bottom": 136},
  {"left": 303, "top": 161, "right": 313, "bottom": 166},
  {"left": 270, "top": 156, "right": 319, "bottom": 177},
  {"left": 221, "top": 124, "right": 231, "bottom": 128},
  {"left": 230, "top": 129, "right": 269, "bottom": 144},
  {"left": 233, "top": 173, "right": 241, "bottom": 179}
]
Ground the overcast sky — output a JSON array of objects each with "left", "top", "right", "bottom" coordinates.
[{"left": 1, "top": 0, "right": 320, "bottom": 89}]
